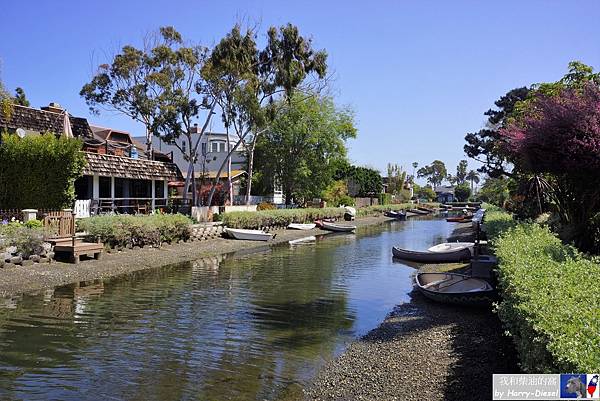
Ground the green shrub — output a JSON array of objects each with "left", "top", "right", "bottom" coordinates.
[
  {"left": 77, "top": 214, "right": 192, "bottom": 248},
  {"left": 0, "top": 222, "right": 46, "bottom": 258},
  {"left": 0, "top": 133, "right": 86, "bottom": 209},
  {"left": 24, "top": 219, "right": 43, "bottom": 229},
  {"left": 378, "top": 193, "right": 391, "bottom": 205},
  {"left": 494, "top": 223, "right": 600, "bottom": 372},
  {"left": 222, "top": 207, "right": 346, "bottom": 229},
  {"left": 482, "top": 209, "right": 517, "bottom": 241}
]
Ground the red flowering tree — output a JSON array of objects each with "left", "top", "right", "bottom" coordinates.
[{"left": 500, "top": 83, "right": 600, "bottom": 249}]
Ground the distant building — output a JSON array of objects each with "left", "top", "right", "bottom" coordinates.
[{"left": 434, "top": 185, "right": 455, "bottom": 203}]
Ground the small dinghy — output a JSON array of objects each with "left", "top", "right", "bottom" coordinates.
[
  {"left": 225, "top": 228, "right": 274, "bottom": 241},
  {"left": 384, "top": 210, "right": 407, "bottom": 220},
  {"left": 391, "top": 246, "right": 471, "bottom": 263},
  {"left": 415, "top": 272, "right": 496, "bottom": 306},
  {"left": 417, "top": 207, "right": 432, "bottom": 213},
  {"left": 408, "top": 208, "right": 430, "bottom": 215},
  {"left": 321, "top": 221, "right": 356, "bottom": 232},
  {"left": 428, "top": 242, "right": 475, "bottom": 255},
  {"left": 287, "top": 223, "right": 316, "bottom": 230}
]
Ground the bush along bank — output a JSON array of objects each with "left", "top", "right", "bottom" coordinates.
[
  {"left": 77, "top": 214, "right": 192, "bottom": 249},
  {"left": 485, "top": 209, "right": 600, "bottom": 372}
]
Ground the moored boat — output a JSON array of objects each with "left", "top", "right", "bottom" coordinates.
[
  {"left": 225, "top": 228, "right": 274, "bottom": 241},
  {"left": 288, "top": 236, "right": 317, "bottom": 245},
  {"left": 428, "top": 242, "right": 475, "bottom": 255},
  {"left": 446, "top": 215, "right": 473, "bottom": 222},
  {"left": 415, "top": 272, "right": 497, "bottom": 306},
  {"left": 408, "top": 208, "right": 430, "bottom": 215},
  {"left": 287, "top": 223, "right": 317, "bottom": 230},
  {"left": 384, "top": 210, "right": 407, "bottom": 220},
  {"left": 321, "top": 221, "right": 356, "bottom": 232},
  {"left": 391, "top": 246, "right": 471, "bottom": 263}
]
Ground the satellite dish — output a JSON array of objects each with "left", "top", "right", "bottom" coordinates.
[{"left": 16, "top": 128, "right": 26, "bottom": 138}]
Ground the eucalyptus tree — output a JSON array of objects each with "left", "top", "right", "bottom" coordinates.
[
  {"left": 81, "top": 27, "right": 218, "bottom": 205},
  {"left": 417, "top": 160, "right": 447, "bottom": 188},
  {"left": 202, "top": 23, "right": 328, "bottom": 206}
]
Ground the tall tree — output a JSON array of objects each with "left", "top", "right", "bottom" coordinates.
[
  {"left": 417, "top": 160, "right": 447, "bottom": 188},
  {"left": 14, "top": 87, "right": 29, "bottom": 107},
  {"left": 386, "top": 163, "right": 407, "bottom": 195},
  {"left": 253, "top": 94, "right": 356, "bottom": 205},
  {"left": 203, "top": 23, "right": 328, "bottom": 206},
  {"left": 455, "top": 159, "right": 468, "bottom": 184},
  {"left": 465, "top": 170, "right": 480, "bottom": 193},
  {"left": 464, "top": 87, "right": 530, "bottom": 177},
  {"left": 81, "top": 27, "right": 218, "bottom": 205}
]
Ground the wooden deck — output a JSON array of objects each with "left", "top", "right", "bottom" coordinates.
[{"left": 53, "top": 240, "right": 104, "bottom": 264}]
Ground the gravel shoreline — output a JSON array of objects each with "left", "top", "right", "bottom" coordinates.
[
  {"left": 304, "top": 222, "right": 519, "bottom": 401},
  {"left": 0, "top": 216, "right": 390, "bottom": 297}
]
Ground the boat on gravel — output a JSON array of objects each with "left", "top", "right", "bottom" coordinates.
[
  {"left": 391, "top": 246, "right": 472, "bottom": 263},
  {"left": 225, "top": 228, "right": 274, "bottom": 241},
  {"left": 415, "top": 272, "right": 496, "bottom": 306},
  {"left": 384, "top": 210, "right": 407, "bottom": 220},
  {"left": 287, "top": 223, "right": 317, "bottom": 230},
  {"left": 408, "top": 208, "right": 430, "bottom": 215},
  {"left": 321, "top": 221, "right": 356, "bottom": 232},
  {"left": 427, "top": 242, "right": 475, "bottom": 255}
]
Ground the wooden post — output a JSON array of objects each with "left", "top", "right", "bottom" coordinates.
[
  {"left": 71, "top": 211, "right": 76, "bottom": 247},
  {"left": 151, "top": 179, "right": 156, "bottom": 210}
]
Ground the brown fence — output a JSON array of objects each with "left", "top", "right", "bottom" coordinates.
[{"left": 353, "top": 197, "right": 379, "bottom": 208}]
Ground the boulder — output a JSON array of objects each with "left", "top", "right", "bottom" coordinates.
[{"left": 9, "top": 256, "right": 23, "bottom": 265}]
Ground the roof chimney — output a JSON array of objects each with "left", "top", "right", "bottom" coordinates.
[
  {"left": 190, "top": 123, "right": 201, "bottom": 134},
  {"left": 41, "top": 102, "right": 64, "bottom": 113}
]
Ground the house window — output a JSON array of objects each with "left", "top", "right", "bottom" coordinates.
[
  {"left": 201, "top": 142, "right": 207, "bottom": 156},
  {"left": 155, "top": 180, "right": 164, "bottom": 198},
  {"left": 182, "top": 141, "right": 186, "bottom": 153},
  {"left": 211, "top": 140, "right": 226, "bottom": 153},
  {"left": 99, "top": 177, "right": 111, "bottom": 198}
]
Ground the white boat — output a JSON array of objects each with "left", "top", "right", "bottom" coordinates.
[
  {"left": 288, "top": 236, "right": 317, "bottom": 245},
  {"left": 224, "top": 228, "right": 274, "bottom": 241},
  {"left": 321, "top": 221, "right": 356, "bottom": 232},
  {"left": 287, "top": 223, "right": 317, "bottom": 230},
  {"left": 428, "top": 242, "right": 475, "bottom": 255}
]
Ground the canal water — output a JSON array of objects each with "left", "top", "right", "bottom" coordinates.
[{"left": 0, "top": 218, "right": 452, "bottom": 401}]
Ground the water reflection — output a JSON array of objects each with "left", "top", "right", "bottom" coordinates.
[{"left": 0, "top": 218, "right": 452, "bottom": 401}]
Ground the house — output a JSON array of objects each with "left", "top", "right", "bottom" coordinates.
[
  {"left": 0, "top": 103, "right": 181, "bottom": 214},
  {"left": 434, "top": 185, "right": 455, "bottom": 203},
  {"left": 134, "top": 129, "right": 248, "bottom": 201}
]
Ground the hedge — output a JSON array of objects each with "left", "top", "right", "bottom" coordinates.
[
  {"left": 77, "top": 214, "right": 192, "bottom": 248},
  {"left": 0, "top": 133, "right": 86, "bottom": 209},
  {"left": 222, "top": 207, "right": 346, "bottom": 229},
  {"left": 486, "top": 209, "right": 600, "bottom": 372}
]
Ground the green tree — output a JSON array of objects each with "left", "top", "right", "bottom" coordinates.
[
  {"left": 454, "top": 183, "right": 471, "bottom": 202},
  {"left": 417, "top": 160, "right": 447, "bottom": 188},
  {"left": 254, "top": 94, "right": 356, "bottom": 205},
  {"left": 477, "top": 176, "right": 511, "bottom": 207},
  {"left": 81, "top": 27, "right": 218, "bottom": 206},
  {"left": 386, "top": 163, "right": 407, "bottom": 195},
  {"left": 203, "top": 23, "right": 328, "bottom": 206},
  {"left": 466, "top": 170, "right": 480, "bottom": 193},
  {"left": 455, "top": 159, "right": 468, "bottom": 184},
  {"left": 14, "top": 87, "right": 29, "bottom": 107},
  {"left": 413, "top": 183, "right": 436, "bottom": 201}
]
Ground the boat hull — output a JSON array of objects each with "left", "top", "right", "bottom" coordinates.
[
  {"left": 287, "top": 223, "right": 316, "bottom": 230},
  {"left": 392, "top": 246, "right": 471, "bottom": 263},
  {"left": 321, "top": 222, "right": 356, "bottom": 232},
  {"left": 225, "top": 228, "right": 273, "bottom": 241},
  {"left": 384, "top": 211, "right": 407, "bottom": 220},
  {"left": 415, "top": 273, "right": 497, "bottom": 306}
]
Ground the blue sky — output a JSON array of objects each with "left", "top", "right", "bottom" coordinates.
[{"left": 1, "top": 0, "right": 599, "bottom": 177}]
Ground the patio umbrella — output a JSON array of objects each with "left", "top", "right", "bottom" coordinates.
[{"left": 63, "top": 111, "right": 73, "bottom": 138}]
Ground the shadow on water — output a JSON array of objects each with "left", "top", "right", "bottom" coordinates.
[{"left": 0, "top": 218, "right": 456, "bottom": 401}]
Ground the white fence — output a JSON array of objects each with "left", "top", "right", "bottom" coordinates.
[{"left": 74, "top": 200, "right": 91, "bottom": 218}]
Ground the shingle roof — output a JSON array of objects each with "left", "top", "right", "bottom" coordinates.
[
  {"left": 82, "top": 152, "right": 181, "bottom": 180},
  {"left": 0, "top": 104, "right": 93, "bottom": 138}
]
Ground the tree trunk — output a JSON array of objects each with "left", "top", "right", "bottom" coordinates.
[
  {"left": 245, "top": 140, "right": 256, "bottom": 205},
  {"left": 226, "top": 129, "right": 233, "bottom": 205}
]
